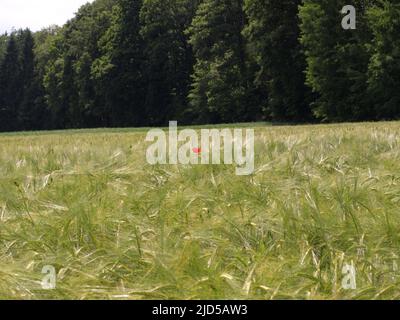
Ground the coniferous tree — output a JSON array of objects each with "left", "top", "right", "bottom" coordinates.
[
  {"left": 18, "top": 30, "right": 37, "bottom": 130},
  {"left": 140, "top": 0, "right": 200, "bottom": 125},
  {"left": 0, "top": 35, "right": 21, "bottom": 131},
  {"left": 95, "top": 0, "right": 146, "bottom": 127},
  {"left": 244, "top": 0, "right": 312, "bottom": 122},
  {"left": 367, "top": 1, "right": 400, "bottom": 119},
  {"left": 0, "top": 33, "right": 8, "bottom": 62},
  {"left": 188, "top": 0, "right": 254, "bottom": 123},
  {"left": 0, "top": 0, "right": 399, "bottom": 132},
  {"left": 299, "top": 0, "right": 373, "bottom": 121}
]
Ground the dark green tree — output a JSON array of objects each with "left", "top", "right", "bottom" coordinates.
[
  {"left": 0, "top": 33, "right": 8, "bottom": 62},
  {"left": 94, "top": 0, "right": 146, "bottom": 127},
  {"left": 299, "top": 0, "right": 373, "bottom": 121},
  {"left": 367, "top": 1, "right": 400, "bottom": 119},
  {"left": 43, "top": 32, "right": 71, "bottom": 129},
  {"left": 244, "top": 0, "right": 312, "bottom": 122},
  {"left": 140, "top": 0, "right": 200, "bottom": 125},
  {"left": 33, "top": 26, "right": 61, "bottom": 130},
  {"left": 18, "top": 30, "right": 37, "bottom": 130},
  {"left": 44, "top": 0, "right": 116, "bottom": 128},
  {"left": 187, "top": 0, "right": 255, "bottom": 123},
  {"left": 0, "top": 35, "right": 21, "bottom": 131}
]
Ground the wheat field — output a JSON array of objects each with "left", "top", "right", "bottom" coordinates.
[{"left": 1, "top": 122, "right": 400, "bottom": 300}]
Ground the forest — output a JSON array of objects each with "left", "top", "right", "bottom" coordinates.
[{"left": 0, "top": 0, "right": 399, "bottom": 132}]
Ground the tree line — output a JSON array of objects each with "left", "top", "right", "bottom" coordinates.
[{"left": 0, "top": 0, "right": 399, "bottom": 132}]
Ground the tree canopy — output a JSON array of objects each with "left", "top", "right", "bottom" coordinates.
[{"left": 0, "top": 0, "right": 399, "bottom": 132}]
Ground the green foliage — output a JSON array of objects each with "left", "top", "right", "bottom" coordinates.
[
  {"left": 299, "top": 0, "right": 374, "bottom": 122},
  {"left": 244, "top": 0, "right": 312, "bottom": 122},
  {"left": 44, "top": 0, "right": 116, "bottom": 129},
  {"left": 0, "top": 0, "right": 400, "bottom": 131},
  {"left": 367, "top": 1, "right": 400, "bottom": 119},
  {"left": 96, "top": 0, "right": 147, "bottom": 127},
  {"left": 140, "top": 0, "right": 199, "bottom": 125},
  {"left": 188, "top": 0, "right": 257, "bottom": 123},
  {"left": 0, "top": 34, "right": 20, "bottom": 131},
  {"left": 0, "top": 33, "right": 8, "bottom": 62},
  {"left": 18, "top": 30, "right": 39, "bottom": 130}
]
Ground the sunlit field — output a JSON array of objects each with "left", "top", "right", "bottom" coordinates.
[{"left": 1, "top": 122, "right": 400, "bottom": 300}]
